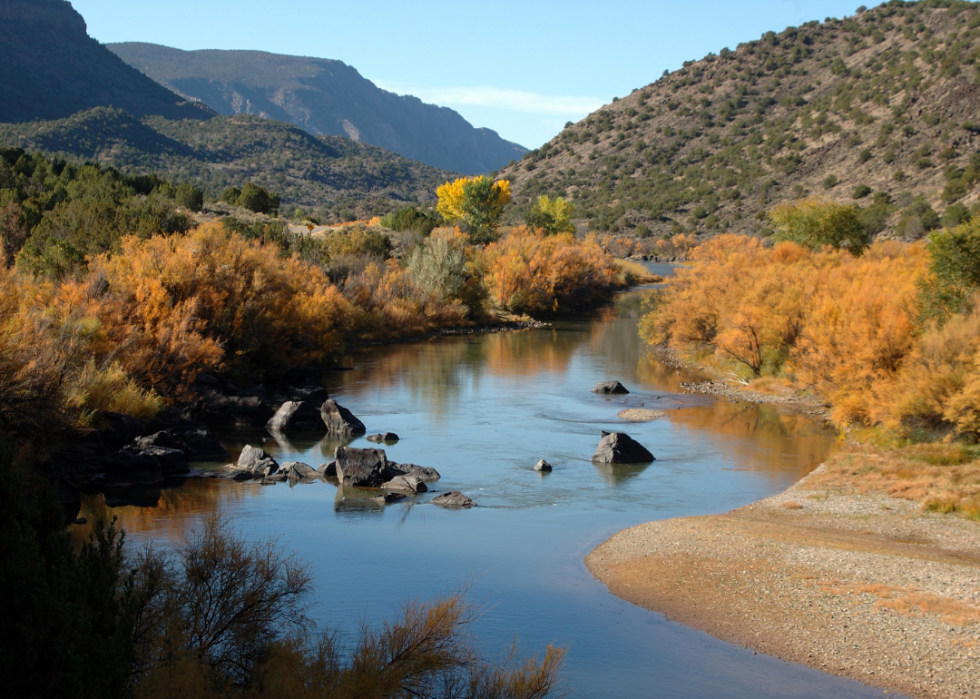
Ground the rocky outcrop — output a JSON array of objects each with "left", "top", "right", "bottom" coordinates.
[
  {"left": 321, "top": 399, "right": 366, "bottom": 436},
  {"left": 591, "top": 432, "right": 655, "bottom": 464},
  {"left": 266, "top": 401, "right": 326, "bottom": 432},
  {"left": 135, "top": 423, "right": 229, "bottom": 462},
  {"left": 430, "top": 492, "right": 476, "bottom": 508},
  {"left": 592, "top": 381, "right": 630, "bottom": 395}
]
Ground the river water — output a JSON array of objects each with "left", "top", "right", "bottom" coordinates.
[{"left": 79, "top": 265, "right": 899, "bottom": 698}]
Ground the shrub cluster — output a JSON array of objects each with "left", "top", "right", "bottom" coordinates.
[{"left": 641, "top": 222, "right": 980, "bottom": 438}]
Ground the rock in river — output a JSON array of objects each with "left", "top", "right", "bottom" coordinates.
[
  {"left": 280, "top": 461, "right": 318, "bottom": 479},
  {"left": 534, "top": 459, "right": 553, "bottom": 472},
  {"left": 267, "top": 401, "right": 326, "bottom": 432},
  {"left": 235, "top": 445, "right": 279, "bottom": 477},
  {"left": 430, "top": 491, "right": 477, "bottom": 508},
  {"left": 334, "top": 446, "right": 390, "bottom": 487},
  {"left": 388, "top": 462, "right": 441, "bottom": 482},
  {"left": 591, "top": 432, "right": 655, "bottom": 464},
  {"left": 321, "top": 399, "right": 366, "bottom": 436},
  {"left": 366, "top": 432, "right": 399, "bottom": 444},
  {"left": 592, "top": 381, "right": 630, "bottom": 395},
  {"left": 383, "top": 474, "right": 427, "bottom": 493}
]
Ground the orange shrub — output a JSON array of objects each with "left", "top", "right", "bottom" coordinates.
[
  {"left": 482, "top": 227, "right": 621, "bottom": 318},
  {"left": 641, "top": 234, "right": 933, "bottom": 429}
]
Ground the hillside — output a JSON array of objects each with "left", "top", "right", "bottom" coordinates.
[
  {"left": 107, "top": 42, "right": 527, "bottom": 175},
  {"left": 0, "top": 107, "right": 453, "bottom": 221},
  {"left": 501, "top": 0, "right": 980, "bottom": 240},
  {"left": 0, "top": 0, "right": 211, "bottom": 123}
]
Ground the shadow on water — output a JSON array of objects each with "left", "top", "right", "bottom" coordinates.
[{"left": 75, "top": 271, "right": 900, "bottom": 699}]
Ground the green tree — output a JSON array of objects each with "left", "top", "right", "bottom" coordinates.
[
  {"left": 768, "top": 198, "right": 871, "bottom": 254},
  {"left": 921, "top": 217, "right": 980, "bottom": 321},
  {"left": 174, "top": 183, "right": 203, "bottom": 212},
  {"left": 236, "top": 182, "right": 280, "bottom": 215}
]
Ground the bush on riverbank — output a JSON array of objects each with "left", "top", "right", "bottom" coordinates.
[
  {"left": 640, "top": 226, "right": 980, "bottom": 438},
  {"left": 481, "top": 226, "right": 622, "bottom": 318}
]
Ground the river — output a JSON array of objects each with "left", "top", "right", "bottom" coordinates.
[{"left": 78, "top": 265, "right": 899, "bottom": 698}]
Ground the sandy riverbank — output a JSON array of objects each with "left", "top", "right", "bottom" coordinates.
[{"left": 586, "top": 465, "right": 980, "bottom": 699}]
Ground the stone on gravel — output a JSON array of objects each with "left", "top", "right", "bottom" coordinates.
[
  {"left": 235, "top": 445, "right": 279, "bottom": 477},
  {"left": 383, "top": 474, "right": 427, "bottom": 493},
  {"left": 533, "top": 459, "right": 553, "bottom": 472},
  {"left": 366, "top": 432, "right": 400, "bottom": 444},
  {"left": 592, "top": 380, "right": 630, "bottom": 395},
  {"left": 591, "top": 432, "right": 655, "bottom": 464},
  {"left": 320, "top": 399, "right": 366, "bottom": 436},
  {"left": 388, "top": 462, "right": 440, "bottom": 482},
  {"left": 334, "top": 446, "right": 389, "bottom": 487},
  {"left": 267, "top": 401, "right": 326, "bottom": 432},
  {"left": 430, "top": 491, "right": 476, "bottom": 508}
]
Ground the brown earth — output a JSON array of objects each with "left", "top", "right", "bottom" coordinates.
[{"left": 586, "top": 465, "right": 980, "bottom": 699}]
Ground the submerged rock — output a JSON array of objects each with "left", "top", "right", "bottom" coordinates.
[
  {"left": 592, "top": 381, "right": 630, "bottom": 395},
  {"left": 321, "top": 399, "right": 366, "bottom": 436},
  {"left": 366, "top": 432, "right": 400, "bottom": 444},
  {"left": 371, "top": 492, "right": 406, "bottom": 504},
  {"left": 591, "top": 432, "right": 655, "bottom": 464},
  {"left": 430, "top": 491, "right": 476, "bottom": 508}
]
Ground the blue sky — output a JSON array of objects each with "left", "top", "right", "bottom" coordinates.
[{"left": 73, "top": 0, "right": 872, "bottom": 149}]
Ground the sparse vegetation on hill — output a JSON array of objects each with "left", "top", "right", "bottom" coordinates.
[
  {"left": 502, "top": 0, "right": 980, "bottom": 242},
  {"left": 0, "top": 109, "right": 453, "bottom": 223}
]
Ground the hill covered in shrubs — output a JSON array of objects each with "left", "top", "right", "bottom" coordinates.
[{"left": 502, "top": 0, "right": 980, "bottom": 241}]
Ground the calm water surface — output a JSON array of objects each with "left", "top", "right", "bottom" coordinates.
[{"left": 81, "top": 265, "right": 901, "bottom": 699}]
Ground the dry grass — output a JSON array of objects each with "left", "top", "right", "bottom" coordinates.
[
  {"left": 808, "top": 442, "right": 980, "bottom": 520},
  {"left": 780, "top": 501, "right": 803, "bottom": 510},
  {"left": 820, "top": 580, "right": 980, "bottom": 626},
  {"left": 613, "top": 259, "right": 662, "bottom": 286}
]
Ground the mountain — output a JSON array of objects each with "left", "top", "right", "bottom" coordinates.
[
  {"left": 0, "top": 107, "right": 454, "bottom": 221},
  {"left": 501, "top": 0, "right": 980, "bottom": 240},
  {"left": 0, "top": 0, "right": 212, "bottom": 123},
  {"left": 107, "top": 42, "right": 528, "bottom": 175}
]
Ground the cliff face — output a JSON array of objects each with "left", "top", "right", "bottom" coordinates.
[
  {"left": 109, "top": 43, "right": 527, "bottom": 174},
  {"left": 0, "top": 0, "right": 212, "bottom": 123}
]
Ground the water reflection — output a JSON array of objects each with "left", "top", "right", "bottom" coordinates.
[{"left": 592, "top": 461, "right": 655, "bottom": 486}]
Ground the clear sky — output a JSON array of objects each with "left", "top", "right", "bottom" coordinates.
[{"left": 72, "top": 0, "right": 872, "bottom": 149}]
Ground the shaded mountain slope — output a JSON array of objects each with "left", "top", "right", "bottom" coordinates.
[
  {"left": 0, "top": 107, "right": 454, "bottom": 219},
  {"left": 502, "top": 0, "right": 980, "bottom": 240},
  {"left": 108, "top": 42, "right": 527, "bottom": 174},
  {"left": 0, "top": 0, "right": 211, "bottom": 123}
]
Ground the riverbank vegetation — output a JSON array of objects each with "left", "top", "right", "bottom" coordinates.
[
  {"left": 641, "top": 199, "right": 980, "bottom": 445},
  {"left": 0, "top": 448, "right": 564, "bottom": 699}
]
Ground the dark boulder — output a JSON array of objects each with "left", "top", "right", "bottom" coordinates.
[
  {"left": 199, "top": 394, "right": 275, "bottom": 427},
  {"left": 104, "top": 446, "right": 190, "bottom": 485},
  {"left": 135, "top": 424, "right": 229, "bottom": 462},
  {"left": 234, "top": 445, "right": 279, "bottom": 477},
  {"left": 366, "top": 432, "right": 399, "bottom": 444},
  {"left": 430, "top": 491, "right": 476, "bottom": 508},
  {"left": 280, "top": 461, "right": 318, "bottom": 480},
  {"left": 591, "top": 432, "right": 655, "bottom": 464},
  {"left": 371, "top": 492, "right": 406, "bottom": 504},
  {"left": 334, "top": 446, "right": 389, "bottom": 487},
  {"left": 533, "top": 459, "right": 553, "bottom": 472},
  {"left": 267, "top": 401, "right": 325, "bottom": 432},
  {"left": 321, "top": 399, "right": 366, "bottom": 436},
  {"left": 100, "top": 412, "right": 149, "bottom": 450},
  {"left": 592, "top": 381, "right": 630, "bottom": 395},
  {"left": 285, "top": 384, "right": 329, "bottom": 404},
  {"left": 317, "top": 461, "right": 337, "bottom": 477},
  {"left": 387, "top": 462, "right": 441, "bottom": 483}
]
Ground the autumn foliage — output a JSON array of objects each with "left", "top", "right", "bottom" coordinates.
[
  {"left": 481, "top": 227, "right": 622, "bottom": 318},
  {"left": 640, "top": 232, "right": 980, "bottom": 437}
]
